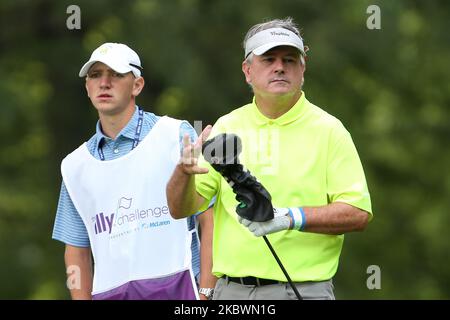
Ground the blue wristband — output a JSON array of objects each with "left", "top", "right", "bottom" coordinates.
[
  {"left": 289, "top": 207, "right": 304, "bottom": 231},
  {"left": 287, "top": 208, "right": 295, "bottom": 230},
  {"left": 299, "top": 207, "right": 306, "bottom": 231}
]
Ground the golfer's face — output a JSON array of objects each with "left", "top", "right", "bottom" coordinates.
[
  {"left": 85, "top": 62, "right": 136, "bottom": 115},
  {"left": 243, "top": 46, "right": 305, "bottom": 99}
]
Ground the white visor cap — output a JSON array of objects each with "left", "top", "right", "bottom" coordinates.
[
  {"left": 79, "top": 43, "right": 142, "bottom": 78},
  {"left": 244, "top": 28, "right": 305, "bottom": 58}
]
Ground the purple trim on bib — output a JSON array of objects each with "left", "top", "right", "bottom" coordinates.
[{"left": 92, "top": 270, "right": 196, "bottom": 300}]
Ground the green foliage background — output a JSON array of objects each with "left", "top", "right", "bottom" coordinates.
[{"left": 0, "top": 0, "right": 448, "bottom": 299}]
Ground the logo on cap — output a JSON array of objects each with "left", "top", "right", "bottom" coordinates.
[
  {"left": 270, "top": 31, "right": 290, "bottom": 37},
  {"left": 99, "top": 46, "right": 109, "bottom": 54}
]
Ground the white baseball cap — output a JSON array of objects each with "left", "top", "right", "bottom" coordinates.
[
  {"left": 79, "top": 43, "right": 143, "bottom": 78},
  {"left": 244, "top": 27, "right": 305, "bottom": 58}
]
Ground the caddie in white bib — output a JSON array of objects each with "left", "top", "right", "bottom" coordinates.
[{"left": 62, "top": 117, "right": 198, "bottom": 299}]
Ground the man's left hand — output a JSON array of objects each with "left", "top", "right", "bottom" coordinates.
[{"left": 238, "top": 215, "right": 291, "bottom": 237}]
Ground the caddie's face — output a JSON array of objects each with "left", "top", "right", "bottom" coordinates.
[
  {"left": 85, "top": 62, "right": 143, "bottom": 116},
  {"left": 242, "top": 46, "right": 305, "bottom": 99}
]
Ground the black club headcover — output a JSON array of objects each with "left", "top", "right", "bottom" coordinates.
[{"left": 202, "top": 133, "right": 274, "bottom": 222}]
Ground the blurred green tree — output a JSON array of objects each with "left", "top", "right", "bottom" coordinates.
[{"left": 0, "top": 0, "right": 448, "bottom": 299}]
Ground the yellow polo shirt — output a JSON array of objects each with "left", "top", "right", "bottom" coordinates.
[{"left": 196, "top": 92, "right": 372, "bottom": 281}]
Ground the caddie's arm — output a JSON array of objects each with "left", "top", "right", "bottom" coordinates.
[
  {"left": 167, "top": 125, "right": 212, "bottom": 219},
  {"left": 64, "top": 245, "right": 93, "bottom": 300},
  {"left": 197, "top": 207, "right": 218, "bottom": 300}
]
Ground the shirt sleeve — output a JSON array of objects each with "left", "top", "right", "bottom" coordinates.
[
  {"left": 193, "top": 196, "right": 216, "bottom": 216},
  {"left": 326, "top": 122, "right": 373, "bottom": 218},
  {"left": 52, "top": 181, "right": 90, "bottom": 247}
]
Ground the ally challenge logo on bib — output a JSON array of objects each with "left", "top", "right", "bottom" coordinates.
[{"left": 91, "top": 197, "right": 171, "bottom": 239}]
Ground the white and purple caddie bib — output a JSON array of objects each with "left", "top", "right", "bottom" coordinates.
[{"left": 62, "top": 116, "right": 199, "bottom": 300}]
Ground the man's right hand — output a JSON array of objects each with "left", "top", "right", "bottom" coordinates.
[{"left": 179, "top": 125, "right": 212, "bottom": 175}]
